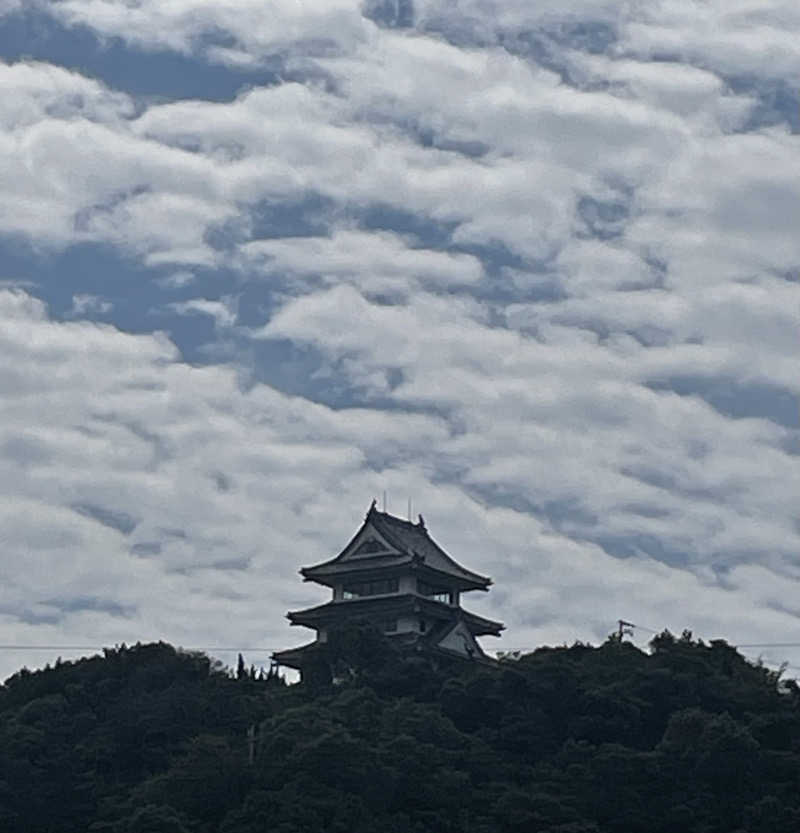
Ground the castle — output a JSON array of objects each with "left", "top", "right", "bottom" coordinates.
[{"left": 273, "top": 501, "right": 503, "bottom": 678}]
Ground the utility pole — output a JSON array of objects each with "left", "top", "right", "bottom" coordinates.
[
  {"left": 617, "top": 620, "right": 635, "bottom": 640},
  {"left": 247, "top": 724, "right": 256, "bottom": 766}
]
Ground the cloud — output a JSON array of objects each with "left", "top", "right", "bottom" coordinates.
[
  {"left": 0, "top": 30, "right": 775, "bottom": 284},
  {"left": 628, "top": 131, "right": 800, "bottom": 285},
  {"left": 0, "top": 22, "right": 752, "bottom": 268},
  {"left": 158, "top": 270, "right": 196, "bottom": 290},
  {"left": 1, "top": 286, "right": 799, "bottom": 681},
  {"left": 258, "top": 283, "right": 800, "bottom": 574},
  {"left": 0, "top": 289, "right": 445, "bottom": 675},
  {"left": 49, "top": 0, "right": 369, "bottom": 60},
  {"left": 620, "top": 2, "right": 800, "bottom": 80},
  {"left": 0, "top": 64, "right": 235, "bottom": 263},
  {"left": 70, "top": 294, "right": 112, "bottom": 316},
  {"left": 241, "top": 228, "right": 484, "bottom": 296},
  {"left": 170, "top": 296, "right": 238, "bottom": 329},
  {"left": 0, "top": 59, "right": 133, "bottom": 129}
]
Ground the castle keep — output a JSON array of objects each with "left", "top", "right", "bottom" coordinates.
[{"left": 274, "top": 502, "right": 503, "bottom": 676}]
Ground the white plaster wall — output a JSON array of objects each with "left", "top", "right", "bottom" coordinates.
[
  {"left": 399, "top": 574, "right": 416, "bottom": 594},
  {"left": 437, "top": 622, "right": 477, "bottom": 657},
  {"left": 397, "top": 615, "right": 419, "bottom": 633}
]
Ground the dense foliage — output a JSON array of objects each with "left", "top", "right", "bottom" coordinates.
[{"left": 1, "top": 631, "right": 799, "bottom": 832}]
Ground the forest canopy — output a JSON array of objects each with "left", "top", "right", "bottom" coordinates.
[{"left": 1, "top": 631, "right": 798, "bottom": 833}]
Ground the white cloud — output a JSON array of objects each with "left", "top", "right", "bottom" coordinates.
[
  {"left": 0, "top": 27, "right": 783, "bottom": 282},
  {"left": 0, "top": 289, "right": 449, "bottom": 675},
  {"left": 170, "top": 296, "right": 238, "bottom": 329},
  {"left": 51, "top": 0, "right": 370, "bottom": 59},
  {"left": 242, "top": 228, "right": 484, "bottom": 296},
  {"left": 0, "top": 60, "right": 133, "bottom": 129},
  {"left": 157, "top": 270, "right": 196, "bottom": 290},
  {"left": 258, "top": 283, "right": 800, "bottom": 574},
  {"left": 620, "top": 2, "right": 800, "bottom": 80},
  {"left": 628, "top": 130, "right": 800, "bottom": 286},
  {"left": 0, "top": 20, "right": 754, "bottom": 268},
  {"left": 70, "top": 294, "right": 113, "bottom": 317},
  {"left": 0, "top": 65, "right": 232, "bottom": 261},
  {"left": 548, "top": 239, "right": 658, "bottom": 294},
  {"left": 567, "top": 55, "right": 755, "bottom": 132}
]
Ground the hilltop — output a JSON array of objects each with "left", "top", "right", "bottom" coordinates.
[{"left": 1, "top": 631, "right": 798, "bottom": 832}]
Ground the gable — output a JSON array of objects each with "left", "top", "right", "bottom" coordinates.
[
  {"left": 351, "top": 539, "right": 386, "bottom": 556},
  {"left": 339, "top": 521, "right": 399, "bottom": 561},
  {"left": 436, "top": 620, "right": 484, "bottom": 659}
]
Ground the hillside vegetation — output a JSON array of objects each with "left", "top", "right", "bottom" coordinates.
[{"left": 1, "top": 631, "right": 799, "bottom": 832}]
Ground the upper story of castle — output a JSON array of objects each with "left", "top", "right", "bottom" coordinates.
[{"left": 299, "top": 500, "right": 493, "bottom": 607}]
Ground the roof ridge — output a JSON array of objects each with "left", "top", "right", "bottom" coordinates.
[{"left": 370, "top": 507, "right": 425, "bottom": 530}]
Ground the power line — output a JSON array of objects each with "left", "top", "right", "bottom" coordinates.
[
  {"left": 7, "top": 635, "right": 800, "bottom": 654},
  {"left": 624, "top": 622, "right": 659, "bottom": 634},
  {"left": 0, "top": 645, "right": 278, "bottom": 653},
  {"left": 617, "top": 620, "right": 800, "bottom": 677},
  {"left": 0, "top": 645, "right": 105, "bottom": 651},
  {"left": 193, "top": 648, "right": 277, "bottom": 653},
  {"left": 618, "top": 621, "right": 800, "bottom": 649}
]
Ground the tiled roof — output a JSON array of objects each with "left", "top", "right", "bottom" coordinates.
[
  {"left": 287, "top": 593, "right": 504, "bottom": 636},
  {"left": 369, "top": 508, "right": 493, "bottom": 585},
  {"left": 301, "top": 504, "right": 492, "bottom": 588}
]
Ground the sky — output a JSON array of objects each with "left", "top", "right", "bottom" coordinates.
[{"left": 0, "top": 0, "right": 798, "bottom": 681}]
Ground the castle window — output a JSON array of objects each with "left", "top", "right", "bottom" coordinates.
[
  {"left": 342, "top": 578, "right": 399, "bottom": 599},
  {"left": 418, "top": 581, "right": 452, "bottom": 604}
]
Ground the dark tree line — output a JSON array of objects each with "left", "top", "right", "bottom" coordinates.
[{"left": 1, "top": 630, "right": 799, "bottom": 832}]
